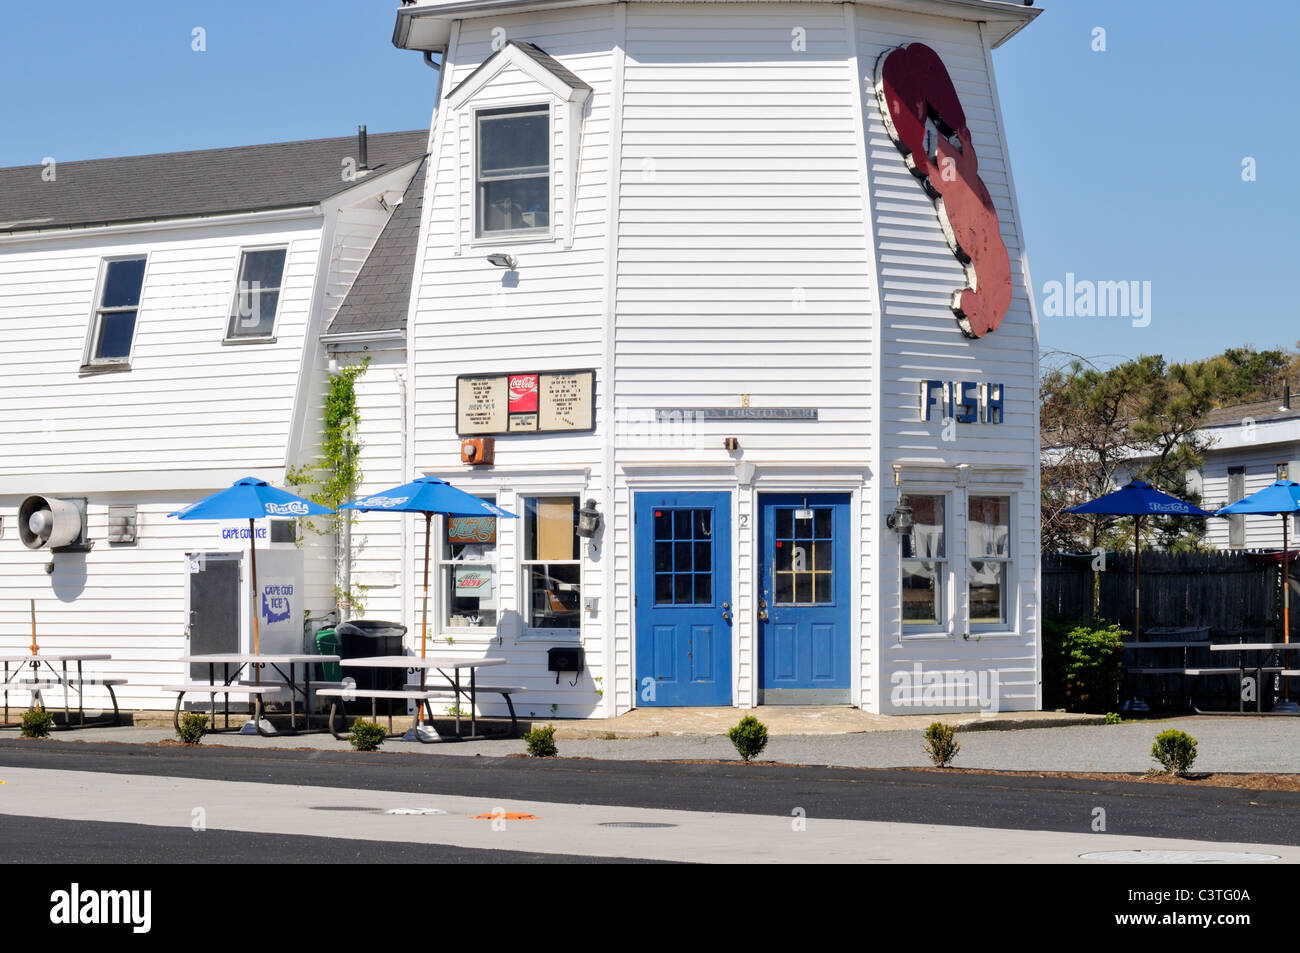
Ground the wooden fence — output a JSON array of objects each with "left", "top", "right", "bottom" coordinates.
[{"left": 1042, "top": 550, "right": 1295, "bottom": 635}]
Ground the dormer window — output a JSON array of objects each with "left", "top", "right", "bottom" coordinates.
[{"left": 476, "top": 105, "right": 550, "bottom": 238}]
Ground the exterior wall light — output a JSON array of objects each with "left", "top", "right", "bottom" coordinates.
[
  {"left": 486, "top": 254, "right": 517, "bottom": 269},
  {"left": 576, "top": 498, "right": 602, "bottom": 538},
  {"left": 886, "top": 504, "right": 913, "bottom": 533}
]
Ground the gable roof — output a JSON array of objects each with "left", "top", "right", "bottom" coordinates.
[
  {"left": 446, "top": 40, "right": 592, "bottom": 106},
  {"left": 1201, "top": 389, "right": 1300, "bottom": 430},
  {"left": 325, "top": 158, "right": 427, "bottom": 338},
  {"left": 0, "top": 130, "right": 428, "bottom": 234}
]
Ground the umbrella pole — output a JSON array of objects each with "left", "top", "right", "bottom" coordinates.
[
  {"left": 250, "top": 518, "right": 261, "bottom": 679},
  {"left": 418, "top": 512, "right": 432, "bottom": 725},
  {"left": 29, "top": 599, "right": 38, "bottom": 656},
  {"left": 1133, "top": 515, "right": 1141, "bottom": 643},
  {"left": 1284, "top": 514, "right": 1291, "bottom": 646}
]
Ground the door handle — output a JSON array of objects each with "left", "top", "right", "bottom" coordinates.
[
  {"left": 721, "top": 601, "right": 731, "bottom": 622},
  {"left": 759, "top": 598, "right": 769, "bottom": 622}
]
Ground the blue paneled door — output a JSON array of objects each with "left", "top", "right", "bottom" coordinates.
[
  {"left": 759, "top": 494, "right": 851, "bottom": 704},
  {"left": 634, "top": 492, "right": 732, "bottom": 706}
]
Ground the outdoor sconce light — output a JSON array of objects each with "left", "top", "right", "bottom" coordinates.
[
  {"left": 723, "top": 436, "right": 740, "bottom": 451},
  {"left": 1278, "top": 462, "right": 1290, "bottom": 481},
  {"left": 886, "top": 504, "right": 913, "bottom": 533},
  {"left": 576, "top": 498, "right": 602, "bottom": 538},
  {"left": 486, "top": 253, "right": 517, "bottom": 269}
]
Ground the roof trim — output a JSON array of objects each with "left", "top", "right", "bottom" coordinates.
[{"left": 446, "top": 41, "right": 593, "bottom": 108}]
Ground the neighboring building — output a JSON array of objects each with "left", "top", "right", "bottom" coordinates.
[
  {"left": 0, "top": 132, "right": 426, "bottom": 710},
  {"left": 3, "top": 0, "right": 1046, "bottom": 718}
]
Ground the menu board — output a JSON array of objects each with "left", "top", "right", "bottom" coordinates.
[{"left": 456, "top": 369, "right": 595, "bottom": 435}]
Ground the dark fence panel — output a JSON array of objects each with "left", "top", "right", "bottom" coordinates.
[{"left": 1042, "top": 550, "right": 1294, "bottom": 636}]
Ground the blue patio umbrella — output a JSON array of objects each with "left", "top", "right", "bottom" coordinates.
[
  {"left": 1216, "top": 480, "right": 1300, "bottom": 645},
  {"left": 170, "top": 477, "right": 333, "bottom": 656},
  {"left": 342, "top": 477, "right": 517, "bottom": 732},
  {"left": 1067, "top": 480, "right": 1215, "bottom": 641}
]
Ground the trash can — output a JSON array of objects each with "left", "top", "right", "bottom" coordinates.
[
  {"left": 314, "top": 627, "right": 341, "bottom": 682},
  {"left": 336, "top": 620, "right": 408, "bottom": 714}
]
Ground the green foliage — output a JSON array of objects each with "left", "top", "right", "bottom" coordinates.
[
  {"left": 1104, "top": 711, "right": 1123, "bottom": 725},
  {"left": 923, "top": 722, "right": 961, "bottom": 767},
  {"left": 1041, "top": 617, "right": 1127, "bottom": 712},
  {"left": 20, "top": 706, "right": 54, "bottom": 738},
  {"left": 349, "top": 718, "right": 386, "bottom": 752},
  {"left": 1151, "top": 729, "right": 1198, "bottom": 775},
  {"left": 728, "top": 715, "right": 769, "bottom": 763},
  {"left": 177, "top": 712, "right": 208, "bottom": 744},
  {"left": 285, "top": 358, "right": 370, "bottom": 616},
  {"left": 523, "top": 723, "right": 558, "bottom": 757}
]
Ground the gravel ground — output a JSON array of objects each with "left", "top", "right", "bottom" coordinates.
[{"left": 28, "top": 715, "right": 1300, "bottom": 773}]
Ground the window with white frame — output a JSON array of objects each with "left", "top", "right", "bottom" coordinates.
[
  {"left": 968, "top": 495, "right": 1012, "bottom": 626},
  {"left": 476, "top": 105, "right": 550, "bottom": 238},
  {"left": 900, "top": 493, "right": 946, "bottom": 628},
  {"left": 225, "top": 247, "right": 287, "bottom": 341},
  {"left": 85, "top": 256, "right": 147, "bottom": 366},
  {"left": 439, "top": 500, "right": 499, "bottom": 629},
  {"left": 521, "top": 495, "right": 581, "bottom": 632}
]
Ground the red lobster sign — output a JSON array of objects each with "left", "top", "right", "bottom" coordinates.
[{"left": 874, "top": 43, "right": 1012, "bottom": 339}]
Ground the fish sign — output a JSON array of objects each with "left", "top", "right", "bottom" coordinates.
[{"left": 875, "top": 43, "right": 1013, "bottom": 339}]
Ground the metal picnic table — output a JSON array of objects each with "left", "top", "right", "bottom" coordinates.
[
  {"left": 337, "top": 656, "right": 509, "bottom": 740},
  {"left": 0, "top": 653, "right": 121, "bottom": 728},
  {"left": 174, "top": 652, "right": 341, "bottom": 734}
]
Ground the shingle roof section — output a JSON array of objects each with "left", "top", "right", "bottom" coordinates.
[
  {"left": 0, "top": 130, "right": 428, "bottom": 233},
  {"left": 447, "top": 40, "right": 592, "bottom": 102},
  {"left": 1201, "top": 388, "right": 1300, "bottom": 429},
  {"left": 326, "top": 158, "right": 426, "bottom": 336}
]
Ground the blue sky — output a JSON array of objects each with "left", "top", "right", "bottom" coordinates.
[{"left": 3, "top": 0, "right": 1295, "bottom": 369}]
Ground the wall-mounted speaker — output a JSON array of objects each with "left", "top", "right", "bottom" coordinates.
[{"left": 18, "top": 495, "right": 90, "bottom": 552}]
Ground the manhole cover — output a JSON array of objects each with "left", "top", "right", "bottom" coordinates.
[
  {"left": 384, "top": 808, "right": 447, "bottom": 816},
  {"left": 598, "top": 822, "right": 678, "bottom": 829},
  {"left": 309, "top": 806, "right": 382, "bottom": 812},
  {"left": 1080, "top": 849, "right": 1280, "bottom": 864}
]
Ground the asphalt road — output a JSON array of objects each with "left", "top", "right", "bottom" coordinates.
[{"left": 2, "top": 738, "right": 1297, "bottom": 848}]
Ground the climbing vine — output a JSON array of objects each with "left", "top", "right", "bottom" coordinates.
[{"left": 286, "top": 357, "right": 370, "bottom": 616}]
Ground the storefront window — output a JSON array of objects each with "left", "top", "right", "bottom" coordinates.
[
  {"left": 440, "top": 499, "right": 498, "bottom": 629},
  {"left": 969, "top": 495, "right": 1011, "bottom": 626},
  {"left": 522, "top": 496, "right": 581, "bottom": 631},
  {"left": 901, "top": 494, "right": 945, "bottom": 627}
]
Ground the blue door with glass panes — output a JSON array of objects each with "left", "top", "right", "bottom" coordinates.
[
  {"left": 634, "top": 492, "right": 732, "bottom": 706},
  {"left": 759, "top": 494, "right": 851, "bottom": 704}
]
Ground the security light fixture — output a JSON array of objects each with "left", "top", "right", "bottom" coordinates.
[
  {"left": 486, "top": 253, "right": 517, "bottom": 269},
  {"left": 576, "top": 498, "right": 602, "bottom": 538}
]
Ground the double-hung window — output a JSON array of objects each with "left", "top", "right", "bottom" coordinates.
[
  {"left": 521, "top": 496, "right": 581, "bottom": 633},
  {"left": 900, "top": 493, "right": 946, "bottom": 628},
  {"left": 968, "top": 495, "right": 1012, "bottom": 627},
  {"left": 86, "top": 256, "right": 147, "bottom": 367},
  {"left": 225, "top": 247, "right": 287, "bottom": 341},
  {"left": 476, "top": 106, "right": 550, "bottom": 238},
  {"left": 440, "top": 502, "right": 499, "bottom": 630}
]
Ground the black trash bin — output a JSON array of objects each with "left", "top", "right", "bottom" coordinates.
[{"left": 336, "top": 620, "right": 408, "bottom": 715}]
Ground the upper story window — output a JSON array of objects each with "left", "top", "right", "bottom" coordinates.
[
  {"left": 476, "top": 106, "right": 550, "bottom": 238},
  {"left": 225, "top": 247, "right": 287, "bottom": 342},
  {"left": 85, "top": 256, "right": 146, "bottom": 367}
]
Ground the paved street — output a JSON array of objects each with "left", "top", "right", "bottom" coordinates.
[{"left": 1, "top": 735, "right": 1297, "bottom": 863}]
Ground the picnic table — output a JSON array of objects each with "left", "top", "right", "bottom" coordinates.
[
  {"left": 1196, "top": 642, "right": 1300, "bottom": 715},
  {"left": 0, "top": 653, "right": 122, "bottom": 728},
  {"left": 322, "top": 656, "right": 522, "bottom": 742},
  {"left": 168, "top": 652, "right": 341, "bottom": 735}
]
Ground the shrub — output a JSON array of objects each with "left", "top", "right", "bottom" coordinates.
[
  {"left": 524, "top": 724, "right": 558, "bottom": 758},
  {"left": 1105, "top": 712, "right": 1123, "bottom": 725},
  {"left": 923, "top": 722, "right": 961, "bottom": 767},
  {"left": 177, "top": 712, "right": 208, "bottom": 744},
  {"left": 349, "top": 719, "right": 386, "bottom": 752},
  {"left": 728, "top": 715, "right": 769, "bottom": 763},
  {"left": 1042, "top": 617, "right": 1127, "bottom": 713},
  {"left": 1151, "top": 729, "right": 1198, "bottom": 775},
  {"left": 20, "top": 707, "right": 54, "bottom": 739}
]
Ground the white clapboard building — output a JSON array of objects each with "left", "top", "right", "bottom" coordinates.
[{"left": 2, "top": 0, "right": 1043, "bottom": 717}]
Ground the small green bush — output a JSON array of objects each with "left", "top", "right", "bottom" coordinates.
[
  {"left": 924, "top": 722, "right": 961, "bottom": 767},
  {"left": 1104, "top": 712, "right": 1123, "bottom": 725},
  {"left": 1041, "top": 617, "right": 1128, "bottom": 713},
  {"left": 177, "top": 712, "right": 208, "bottom": 744},
  {"left": 20, "top": 707, "right": 54, "bottom": 739},
  {"left": 524, "top": 724, "right": 558, "bottom": 757},
  {"left": 1151, "top": 729, "right": 1198, "bottom": 775},
  {"left": 728, "top": 715, "right": 769, "bottom": 763},
  {"left": 349, "top": 719, "right": 386, "bottom": 752}
]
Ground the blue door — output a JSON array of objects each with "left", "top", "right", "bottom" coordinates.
[
  {"left": 635, "top": 492, "right": 732, "bottom": 706},
  {"left": 759, "top": 493, "right": 851, "bottom": 704}
]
